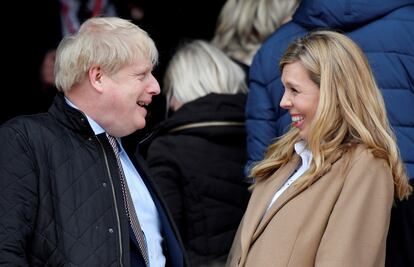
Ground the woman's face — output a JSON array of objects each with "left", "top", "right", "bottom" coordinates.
[{"left": 280, "top": 61, "right": 320, "bottom": 141}]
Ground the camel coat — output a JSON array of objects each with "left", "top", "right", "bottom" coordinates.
[{"left": 227, "top": 145, "right": 394, "bottom": 267}]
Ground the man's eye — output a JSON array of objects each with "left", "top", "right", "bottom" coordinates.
[{"left": 138, "top": 73, "right": 147, "bottom": 80}]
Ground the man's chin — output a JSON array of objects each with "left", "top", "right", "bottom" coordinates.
[{"left": 135, "top": 118, "right": 146, "bottom": 131}]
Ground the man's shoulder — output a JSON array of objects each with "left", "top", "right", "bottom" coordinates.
[
  {"left": 0, "top": 112, "right": 64, "bottom": 146},
  {"left": 1, "top": 113, "right": 52, "bottom": 132}
]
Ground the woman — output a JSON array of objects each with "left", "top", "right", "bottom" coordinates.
[
  {"left": 146, "top": 40, "right": 251, "bottom": 267},
  {"left": 226, "top": 30, "right": 412, "bottom": 267}
]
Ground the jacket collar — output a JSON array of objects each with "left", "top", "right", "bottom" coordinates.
[
  {"left": 48, "top": 92, "right": 95, "bottom": 137},
  {"left": 158, "top": 93, "right": 246, "bottom": 132}
]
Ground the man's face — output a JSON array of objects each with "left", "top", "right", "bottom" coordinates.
[{"left": 100, "top": 57, "right": 160, "bottom": 137}]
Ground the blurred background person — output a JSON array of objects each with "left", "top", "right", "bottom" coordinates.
[
  {"left": 124, "top": 0, "right": 227, "bottom": 152},
  {"left": 244, "top": 2, "right": 414, "bottom": 265},
  {"left": 227, "top": 30, "right": 412, "bottom": 267},
  {"left": 212, "top": 0, "right": 299, "bottom": 80},
  {"left": 146, "top": 40, "right": 250, "bottom": 267}
]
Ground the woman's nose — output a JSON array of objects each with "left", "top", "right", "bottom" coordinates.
[{"left": 280, "top": 92, "right": 292, "bottom": 109}]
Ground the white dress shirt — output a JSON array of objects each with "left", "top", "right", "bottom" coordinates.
[
  {"left": 265, "top": 140, "right": 313, "bottom": 214},
  {"left": 66, "top": 98, "right": 165, "bottom": 267}
]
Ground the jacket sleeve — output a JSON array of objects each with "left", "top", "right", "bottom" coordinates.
[
  {"left": 146, "top": 138, "right": 185, "bottom": 236},
  {"left": 315, "top": 150, "right": 394, "bottom": 267},
  {"left": 0, "top": 125, "right": 38, "bottom": 266},
  {"left": 245, "top": 47, "right": 288, "bottom": 176}
]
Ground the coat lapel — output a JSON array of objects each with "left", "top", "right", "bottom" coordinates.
[
  {"left": 252, "top": 150, "right": 345, "bottom": 241},
  {"left": 239, "top": 155, "right": 300, "bottom": 262},
  {"left": 253, "top": 173, "right": 307, "bottom": 240}
]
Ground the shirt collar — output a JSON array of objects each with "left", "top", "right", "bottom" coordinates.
[
  {"left": 294, "top": 140, "right": 313, "bottom": 168},
  {"left": 65, "top": 96, "right": 105, "bottom": 135}
]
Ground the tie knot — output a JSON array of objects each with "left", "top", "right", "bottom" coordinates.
[{"left": 106, "top": 134, "right": 120, "bottom": 154}]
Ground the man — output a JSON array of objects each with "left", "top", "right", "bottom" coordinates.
[{"left": 0, "top": 17, "right": 186, "bottom": 267}]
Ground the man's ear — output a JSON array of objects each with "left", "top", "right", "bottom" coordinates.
[{"left": 89, "top": 66, "right": 104, "bottom": 92}]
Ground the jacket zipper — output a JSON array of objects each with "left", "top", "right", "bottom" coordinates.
[{"left": 97, "top": 137, "right": 124, "bottom": 267}]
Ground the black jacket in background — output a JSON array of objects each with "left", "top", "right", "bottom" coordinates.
[
  {"left": 146, "top": 93, "right": 251, "bottom": 267},
  {"left": 0, "top": 93, "right": 186, "bottom": 267}
]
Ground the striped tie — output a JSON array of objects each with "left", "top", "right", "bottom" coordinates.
[{"left": 107, "top": 134, "right": 149, "bottom": 266}]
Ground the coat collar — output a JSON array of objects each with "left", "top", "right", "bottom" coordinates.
[
  {"left": 48, "top": 92, "right": 95, "bottom": 137},
  {"left": 239, "top": 149, "right": 344, "bottom": 264}
]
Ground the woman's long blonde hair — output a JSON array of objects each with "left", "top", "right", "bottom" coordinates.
[{"left": 251, "top": 30, "right": 412, "bottom": 200}]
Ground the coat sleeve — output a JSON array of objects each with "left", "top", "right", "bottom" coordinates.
[
  {"left": 315, "top": 150, "right": 394, "bottom": 267},
  {"left": 0, "top": 125, "right": 38, "bottom": 266},
  {"left": 245, "top": 50, "right": 281, "bottom": 176},
  {"left": 146, "top": 137, "right": 185, "bottom": 236}
]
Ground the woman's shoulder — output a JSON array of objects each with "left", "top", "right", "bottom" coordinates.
[
  {"left": 344, "top": 144, "right": 391, "bottom": 175},
  {"left": 339, "top": 144, "right": 394, "bottom": 199},
  {"left": 349, "top": 144, "right": 380, "bottom": 159}
]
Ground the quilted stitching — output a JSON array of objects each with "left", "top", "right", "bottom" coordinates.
[{"left": 0, "top": 109, "right": 125, "bottom": 266}]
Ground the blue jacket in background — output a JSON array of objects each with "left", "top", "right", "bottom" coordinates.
[{"left": 246, "top": 0, "right": 414, "bottom": 181}]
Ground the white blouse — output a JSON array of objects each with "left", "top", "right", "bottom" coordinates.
[{"left": 265, "top": 140, "right": 313, "bottom": 214}]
